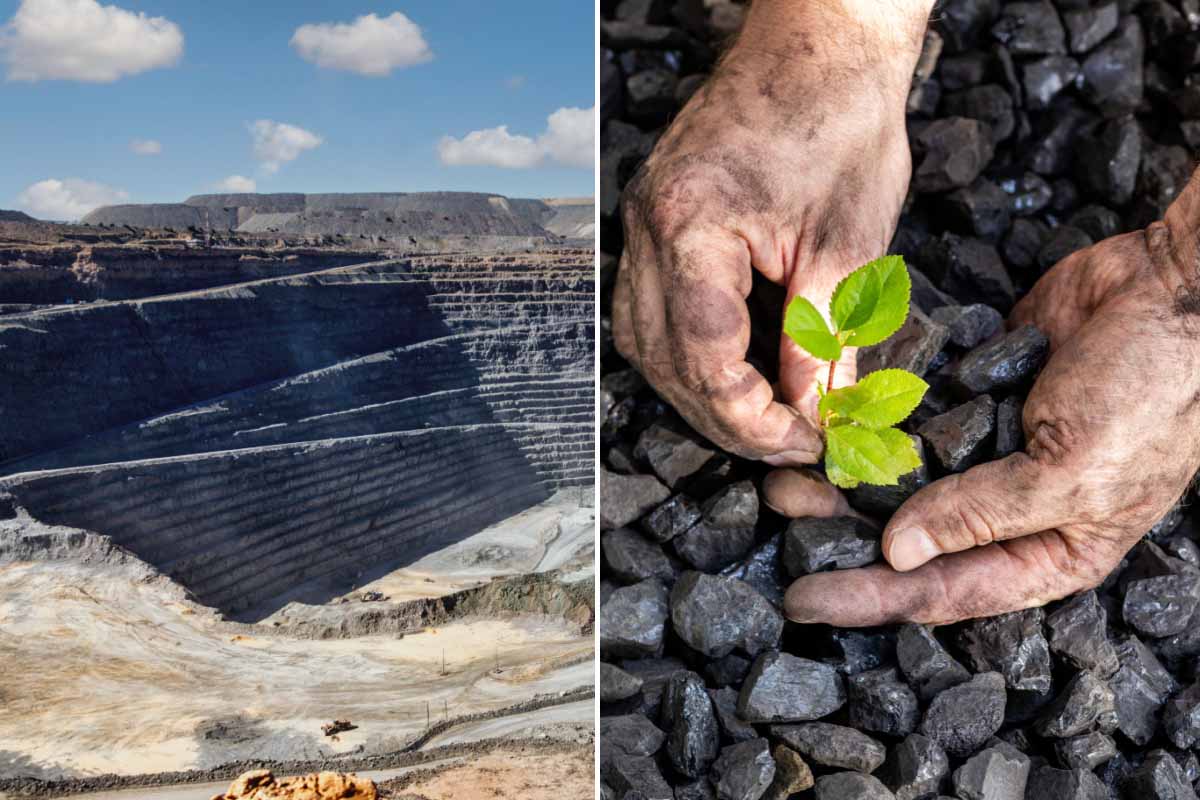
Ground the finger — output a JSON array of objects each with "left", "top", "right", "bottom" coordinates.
[
  {"left": 654, "top": 230, "right": 823, "bottom": 464},
  {"left": 784, "top": 531, "right": 1114, "bottom": 626},
  {"left": 880, "top": 453, "right": 1074, "bottom": 572},
  {"left": 778, "top": 259, "right": 858, "bottom": 419},
  {"left": 762, "top": 468, "right": 856, "bottom": 518}
]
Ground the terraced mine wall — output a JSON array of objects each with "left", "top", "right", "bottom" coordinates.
[{"left": 0, "top": 250, "right": 593, "bottom": 615}]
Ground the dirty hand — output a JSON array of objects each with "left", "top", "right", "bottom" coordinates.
[
  {"left": 612, "top": 0, "right": 933, "bottom": 465},
  {"left": 778, "top": 171, "right": 1200, "bottom": 626}
]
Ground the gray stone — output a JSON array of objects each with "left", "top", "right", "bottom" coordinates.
[
  {"left": 952, "top": 325, "right": 1049, "bottom": 395},
  {"left": 918, "top": 395, "right": 996, "bottom": 473},
  {"left": 604, "top": 527, "right": 675, "bottom": 584},
  {"left": 1163, "top": 681, "right": 1200, "bottom": 749},
  {"left": 913, "top": 118, "right": 996, "bottom": 193},
  {"left": 919, "top": 672, "right": 1007, "bottom": 757},
  {"left": 1123, "top": 572, "right": 1200, "bottom": 637},
  {"left": 951, "top": 743, "right": 1031, "bottom": 800},
  {"left": 1122, "top": 750, "right": 1199, "bottom": 800},
  {"left": 1110, "top": 635, "right": 1178, "bottom": 745},
  {"left": 707, "top": 653, "right": 753, "bottom": 687},
  {"left": 770, "top": 722, "right": 887, "bottom": 774},
  {"left": 814, "top": 772, "right": 896, "bottom": 800},
  {"left": 958, "top": 608, "right": 1053, "bottom": 693},
  {"left": 931, "top": 303, "right": 1003, "bottom": 349},
  {"left": 1054, "top": 731, "right": 1118, "bottom": 770},
  {"left": 1025, "top": 765, "right": 1108, "bottom": 800},
  {"left": 635, "top": 424, "right": 716, "bottom": 489},
  {"left": 674, "top": 780, "right": 717, "bottom": 800},
  {"left": 1046, "top": 591, "right": 1119, "bottom": 676},
  {"left": 884, "top": 733, "right": 949, "bottom": 800},
  {"left": 896, "top": 624, "right": 971, "bottom": 702},
  {"left": 848, "top": 667, "right": 921, "bottom": 738},
  {"left": 710, "top": 686, "right": 758, "bottom": 743},
  {"left": 782, "top": 516, "right": 881, "bottom": 575},
  {"left": 711, "top": 739, "right": 776, "bottom": 800},
  {"left": 1063, "top": 2, "right": 1119, "bottom": 54},
  {"left": 670, "top": 572, "right": 783, "bottom": 658},
  {"left": 662, "top": 671, "right": 719, "bottom": 778},
  {"left": 601, "top": 662, "right": 644, "bottom": 703},
  {"left": 738, "top": 651, "right": 846, "bottom": 723},
  {"left": 858, "top": 308, "right": 951, "bottom": 378},
  {"left": 641, "top": 494, "right": 702, "bottom": 543},
  {"left": 602, "top": 468, "right": 671, "bottom": 530},
  {"left": 601, "top": 580, "right": 670, "bottom": 658},
  {"left": 603, "top": 753, "right": 674, "bottom": 800},
  {"left": 602, "top": 713, "right": 666, "bottom": 760},
  {"left": 1035, "top": 671, "right": 1118, "bottom": 738}
]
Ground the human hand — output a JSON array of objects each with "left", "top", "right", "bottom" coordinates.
[
  {"left": 612, "top": 0, "right": 933, "bottom": 465},
  {"left": 778, "top": 171, "right": 1200, "bottom": 626}
]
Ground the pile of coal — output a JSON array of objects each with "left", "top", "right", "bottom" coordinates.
[{"left": 600, "top": 0, "right": 1200, "bottom": 797}]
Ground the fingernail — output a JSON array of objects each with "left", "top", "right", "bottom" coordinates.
[{"left": 889, "top": 527, "right": 940, "bottom": 572}]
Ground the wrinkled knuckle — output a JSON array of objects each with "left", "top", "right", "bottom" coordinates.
[
  {"left": 1026, "top": 419, "right": 1082, "bottom": 468},
  {"left": 946, "top": 486, "right": 1000, "bottom": 550}
]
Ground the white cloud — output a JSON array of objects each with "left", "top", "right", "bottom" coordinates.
[
  {"left": 214, "top": 175, "right": 256, "bottom": 193},
  {"left": 437, "top": 106, "right": 595, "bottom": 170},
  {"left": 129, "top": 138, "right": 162, "bottom": 156},
  {"left": 504, "top": 75, "right": 526, "bottom": 90},
  {"left": 1, "top": 0, "right": 183, "bottom": 83},
  {"left": 249, "top": 120, "right": 323, "bottom": 173},
  {"left": 290, "top": 11, "right": 431, "bottom": 76},
  {"left": 17, "top": 178, "right": 128, "bottom": 221}
]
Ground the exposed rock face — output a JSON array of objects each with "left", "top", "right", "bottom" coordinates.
[{"left": 0, "top": 249, "right": 593, "bottom": 615}]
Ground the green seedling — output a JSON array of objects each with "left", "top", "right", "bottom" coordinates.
[{"left": 783, "top": 255, "right": 928, "bottom": 489}]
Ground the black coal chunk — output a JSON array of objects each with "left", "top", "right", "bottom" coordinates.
[
  {"left": 918, "top": 395, "right": 996, "bottom": 473},
  {"left": 1124, "top": 571, "right": 1200, "bottom": 638},
  {"left": 1122, "top": 750, "right": 1199, "bottom": 800},
  {"left": 601, "top": 579, "right": 670, "bottom": 658},
  {"left": 602, "top": 662, "right": 645, "bottom": 703},
  {"left": 943, "top": 85, "right": 1015, "bottom": 144},
  {"left": 959, "top": 608, "right": 1053, "bottom": 693},
  {"left": 993, "top": 396, "right": 1024, "bottom": 457},
  {"left": 1026, "top": 100, "right": 1096, "bottom": 176},
  {"left": 708, "top": 653, "right": 753, "bottom": 687},
  {"left": 674, "top": 521, "right": 756, "bottom": 573},
  {"left": 939, "top": 52, "right": 989, "bottom": 89},
  {"left": 991, "top": 1, "right": 1066, "bottom": 55},
  {"left": 951, "top": 742, "right": 1031, "bottom": 800},
  {"left": 1054, "top": 731, "right": 1118, "bottom": 770},
  {"left": 603, "top": 754, "right": 674, "bottom": 800},
  {"left": 1063, "top": 2, "right": 1119, "bottom": 54},
  {"left": 602, "top": 713, "right": 666, "bottom": 760},
  {"left": 783, "top": 516, "right": 881, "bottom": 575},
  {"left": 720, "top": 533, "right": 787, "bottom": 608},
  {"left": 1078, "top": 17, "right": 1144, "bottom": 117},
  {"left": 1067, "top": 204, "right": 1122, "bottom": 242},
  {"left": 847, "top": 436, "right": 931, "bottom": 515},
  {"left": 858, "top": 309, "right": 951, "bottom": 378},
  {"left": 920, "top": 233, "right": 1015, "bottom": 310},
  {"left": 1022, "top": 55, "right": 1080, "bottom": 110},
  {"left": 896, "top": 624, "right": 972, "bottom": 702},
  {"left": 1025, "top": 765, "right": 1108, "bottom": 800},
  {"left": 907, "top": 265, "right": 957, "bottom": 313},
  {"left": 913, "top": 118, "right": 996, "bottom": 193},
  {"left": 1163, "top": 681, "right": 1200, "bottom": 749},
  {"left": 1001, "top": 218, "right": 1049, "bottom": 270},
  {"left": 813, "top": 772, "right": 896, "bottom": 800},
  {"left": 919, "top": 672, "right": 1007, "bottom": 757},
  {"left": 883, "top": 733, "right": 949, "bottom": 800},
  {"left": 770, "top": 722, "right": 887, "bottom": 773},
  {"left": 710, "top": 686, "right": 758, "bottom": 743},
  {"left": 952, "top": 325, "right": 1049, "bottom": 395},
  {"left": 635, "top": 424, "right": 716, "bottom": 489},
  {"left": 1035, "top": 671, "right": 1118, "bottom": 738},
  {"left": 641, "top": 493, "right": 702, "bottom": 543},
  {"left": 937, "top": 0, "right": 1002, "bottom": 52},
  {"left": 1037, "top": 225, "right": 1093, "bottom": 271},
  {"left": 702, "top": 480, "right": 759, "bottom": 529},
  {"left": 673, "top": 779, "right": 717, "bottom": 800},
  {"left": 824, "top": 629, "right": 898, "bottom": 677},
  {"left": 738, "top": 651, "right": 846, "bottom": 723},
  {"left": 604, "top": 527, "right": 675, "bottom": 584},
  {"left": 602, "top": 468, "right": 671, "bottom": 530},
  {"left": 943, "top": 179, "right": 1012, "bottom": 239},
  {"left": 931, "top": 303, "right": 1003, "bottom": 350},
  {"left": 1046, "top": 591, "right": 1120, "bottom": 676},
  {"left": 625, "top": 68, "right": 678, "bottom": 126},
  {"left": 999, "top": 171, "right": 1053, "bottom": 216},
  {"left": 1110, "top": 636, "right": 1179, "bottom": 746},
  {"left": 710, "top": 738, "right": 776, "bottom": 800},
  {"left": 662, "top": 671, "right": 720, "bottom": 778},
  {"left": 1075, "top": 115, "right": 1141, "bottom": 206},
  {"left": 670, "top": 572, "right": 783, "bottom": 658},
  {"left": 848, "top": 667, "right": 921, "bottom": 738}
]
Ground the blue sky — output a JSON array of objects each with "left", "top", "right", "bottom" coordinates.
[{"left": 0, "top": 1, "right": 595, "bottom": 219}]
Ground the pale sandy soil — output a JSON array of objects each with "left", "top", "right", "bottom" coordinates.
[
  {"left": 0, "top": 561, "right": 591, "bottom": 779},
  {"left": 385, "top": 745, "right": 594, "bottom": 800}
]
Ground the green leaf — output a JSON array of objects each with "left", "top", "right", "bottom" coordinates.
[
  {"left": 830, "top": 261, "right": 883, "bottom": 332},
  {"left": 840, "top": 255, "right": 911, "bottom": 348},
  {"left": 825, "top": 459, "right": 861, "bottom": 489},
  {"left": 817, "top": 369, "right": 927, "bottom": 429},
  {"left": 825, "top": 424, "right": 921, "bottom": 487},
  {"left": 784, "top": 296, "right": 842, "bottom": 362}
]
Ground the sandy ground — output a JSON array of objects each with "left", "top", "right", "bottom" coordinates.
[
  {"left": 421, "top": 699, "right": 593, "bottom": 747},
  {"left": 337, "top": 493, "right": 594, "bottom": 604},
  {"left": 383, "top": 744, "right": 594, "bottom": 800},
  {"left": 0, "top": 561, "right": 591, "bottom": 779}
]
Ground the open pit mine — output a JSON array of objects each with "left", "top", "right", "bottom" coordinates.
[{"left": 0, "top": 192, "right": 595, "bottom": 798}]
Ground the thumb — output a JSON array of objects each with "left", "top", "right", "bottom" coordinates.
[
  {"left": 777, "top": 261, "right": 858, "bottom": 423},
  {"left": 882, "top": 452, "right": 1072, "bottom": 572}
]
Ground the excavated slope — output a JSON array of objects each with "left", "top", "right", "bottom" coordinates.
[{"left": 0, "top": 249, "right": 593, "bottom": 614}]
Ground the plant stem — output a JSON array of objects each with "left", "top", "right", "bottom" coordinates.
[{"left": 827, "top": 359, "right": 837, "bottom": 395}]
